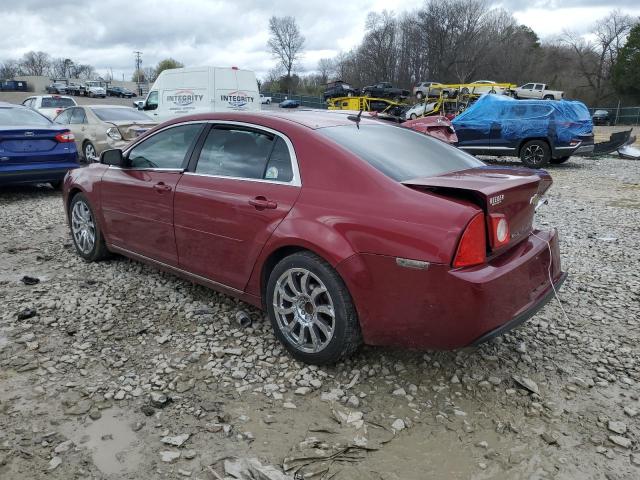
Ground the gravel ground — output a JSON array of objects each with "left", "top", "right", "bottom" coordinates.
[{"left": 0, "top": 155, "right": 639, "bottom": 480}]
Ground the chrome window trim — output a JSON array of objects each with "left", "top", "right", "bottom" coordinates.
[{"left": 119, "top": 119, "right": 302, "bottom": 186}]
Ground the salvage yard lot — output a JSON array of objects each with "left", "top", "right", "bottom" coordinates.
[{"left": 0, "top": 154, "right": 638, "bottom": 479}]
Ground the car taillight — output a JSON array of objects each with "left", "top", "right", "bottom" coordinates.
[
  {"left": 453, "top": 213, "right": 486, "bottom": 268},
  {"left": 55, "top": 131, "right": 75, "bottom": 143},
  {"left": 488, "top": 213, "right": 510, "bottom": 249}
]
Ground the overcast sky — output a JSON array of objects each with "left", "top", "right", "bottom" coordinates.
[{"left": 2, "top": 0, "right": 639, "bottom": 81}]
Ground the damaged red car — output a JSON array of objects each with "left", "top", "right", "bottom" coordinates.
[{"left": 63, "top": 111, "right": 566, "bottom": 365}]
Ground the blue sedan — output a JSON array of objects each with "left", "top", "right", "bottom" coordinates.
[
  {"left": 0, "top": 102, "right": 79, "bottom": 188},
  {"left": 279, "top": 99, "right": 300, "bottom": 108}
]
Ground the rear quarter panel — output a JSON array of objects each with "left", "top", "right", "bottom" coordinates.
[{"left": 243, "top": 128, "right": 479, "bottom": 297}]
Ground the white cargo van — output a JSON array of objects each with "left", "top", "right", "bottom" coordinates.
[{"left": 138, "top": 66, "right": 260, "bottom": 121}]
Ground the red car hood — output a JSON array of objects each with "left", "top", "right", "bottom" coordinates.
[{"left": 402, "top": 116, "right": 457, "bottom": 144}]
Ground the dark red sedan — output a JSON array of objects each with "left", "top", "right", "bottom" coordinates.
[{"left": 63, "top": 111, "right": 566, "bottom": 364}]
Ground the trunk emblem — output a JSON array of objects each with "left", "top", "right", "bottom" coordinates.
[
  {"left": 489, "top": 194, "right": 504, "bottom": 206},
  {"left": 24, "top": 131, "right": 35, "bottom": 136}
]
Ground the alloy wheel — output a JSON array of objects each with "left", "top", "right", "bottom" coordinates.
[
  {"left": 273, "top": 268, "right": 336, "bottom": 354},
  {"left": 71, "top": 200, "right": 96, "bottom": 254},
  {"left": 524, "top": 145, "right": 545, "bottom": 166},
  {"left": 84, "top": 143, "right": 97, "bottom": 162}
]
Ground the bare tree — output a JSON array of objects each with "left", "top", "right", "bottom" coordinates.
[
  {"left": 317, "top": 58, "right": 334, "bottom": 83},
  {"left": 51, "top": 58, "right": 75, "bottom": 79},
  {"left": 19, "top": 51, "right": 51, "bottom": 76},
  {"left": 72, "top": 64, "right": 95, "bottom": 80},
  {"left": 562, "top": 10, "right": 634, "bottom": 102},
  {"left": 267, "top": 16, "right": 305, "bottom": 92},
  {"left": 0, "top": 59, "right": 20, "bottom": 79}
]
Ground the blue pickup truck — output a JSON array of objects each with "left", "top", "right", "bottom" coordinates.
[{"left": 452, "top": 95, "right": 594, "bottom": 168}]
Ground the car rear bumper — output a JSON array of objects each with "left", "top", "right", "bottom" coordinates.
[
  {"left": 0, "top": 161, "right": 79, "bottom": 185},
  {"left": 337, "top": 228, "right": 564, "bottom": 350}
]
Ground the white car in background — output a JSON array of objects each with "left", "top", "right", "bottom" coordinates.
[
  {"left": 260, "top": 94, "right": 272, "bottom": 104},
  {"left": 405, "top": 101, "right": 437, "bottom": 120},
  {"left": 21, "top": 95, "right": 77, "bottom": 120}
]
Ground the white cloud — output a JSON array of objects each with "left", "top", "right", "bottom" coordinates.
[{"left": 1, "top": 0, "right": 638, "bottom": 80}]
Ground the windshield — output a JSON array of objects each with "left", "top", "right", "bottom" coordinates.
[
  {"left": 0, "top": 107, "right": 52, "bottom": 126},
  {"left": 91, "top": 108, "right": 153, "bottom": 122},
  {"left": 319, "top": 124, "right": 483, "bottom": 181},
  {"left": 41, "top": 97, "right": 75, "bottom": 108}
]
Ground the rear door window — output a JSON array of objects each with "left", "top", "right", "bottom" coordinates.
[
  {"left": 194, "top": 127, "right": 295, "bottom": 182},
  {"left": 195, "top": 127, "right": 274, "bottom": 180}
]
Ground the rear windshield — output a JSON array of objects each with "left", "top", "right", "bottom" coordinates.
[
  {"left": 319, "top": 124, "right": 483, "bottom": 181},
  {"left": 41, "top": 97, "right": 75, "bottom": 108},
  {"left": 0, "top": 107, "right": 52, "bottom": 126},
  {"left": 91, "top": 108, "right": 153, "bottom": 122}
]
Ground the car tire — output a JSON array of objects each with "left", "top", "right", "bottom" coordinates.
[
  {"left": 416, "top": 92, "right": 423, "bottom": 100},
  {"left": 520, "top": 140, "right": 551, "bottom": 168},
  {"left": 266, "top": 251, "right": 362, "bottom": 365},
  {"left": 410, "top": 113, "right": 417, "bottom": 120},
  {"left": 543, "top": 95, "right": 554, "bottom": 100},
  {"left": 83, "top": 142, "right": 98, "bottom": 163},
  {"left": 68, "top": 193, "right": 109, "bottom": 262},
  {"left": 461, "top": 87, "right": 469, "bottom": 95},
  {"left": 266, "top": 99, "right": 271, "bottom": 104},
  {"left": 550, "top": 156, "right": 571, "bottom": 164}
]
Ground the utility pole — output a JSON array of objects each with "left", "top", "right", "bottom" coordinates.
[{"left": 133, "top": 51, "right": 142, "bottom": 96}]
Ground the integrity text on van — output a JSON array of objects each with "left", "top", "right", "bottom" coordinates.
[{"left": 138, "top": 66, "right": 260, "bottom": 121}]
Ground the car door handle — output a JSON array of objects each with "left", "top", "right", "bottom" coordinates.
[
  {"left": 249, "top": 196, "right": 277, "bottom": 210},
  {"left": 153, "top": 182, "right": 172, "bottom": 193}
]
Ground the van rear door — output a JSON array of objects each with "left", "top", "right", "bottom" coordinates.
[{"left": 214, "top": 68, "right": 260, "bottom": 112}]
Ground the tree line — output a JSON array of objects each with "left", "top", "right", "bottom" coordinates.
[
  {"left": 0, "top": 51, "right": 183, "bottom": 85},
  {"left": 265, "top": 1, "right": 639, "bottom": 105}
]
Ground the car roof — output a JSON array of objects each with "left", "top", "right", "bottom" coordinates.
[
  {"left": 163, "top": 110, "right": 384, "bottom": 130},
  {"left": 34, "top": 95, "right": 75, "bottom": 99}
]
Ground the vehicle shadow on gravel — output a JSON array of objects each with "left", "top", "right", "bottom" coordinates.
[
  {"left": 0, "top": 183, "right": 61, "bottom": 200},
  {"left": 479, "top": 156, "right": 591, "bottom": 170}
]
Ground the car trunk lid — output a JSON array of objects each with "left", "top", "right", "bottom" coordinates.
[
  {"left": 0, "top": 127, "right": 71, "bottom": 164},
  {"left": 402, "top": 166, "right": 552, "bottom": 252}
]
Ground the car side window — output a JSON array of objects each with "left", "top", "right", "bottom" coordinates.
[
  {"left": 522, "top": 83, "right": 533, "bottom": 89},
  {"left": 534, "top": 84, "right": 543, "bottom": 90},
  {"left": 145, "top": 91, "right": 158, "bottom": 111},
  {"left": 55, "top": 109, "right": 72, "bottom": 124},
  {"left": 128, "top": 124, "right": 202, "bottom": 169},
  {"left": 70, "top": 108, "right": 86, "bottom": 124},
  {"left": 195, "top": 127, "right": 285, "bottom": 181},
  {"left": 264, "top": 137, "right": 293, "bottom": 182}
]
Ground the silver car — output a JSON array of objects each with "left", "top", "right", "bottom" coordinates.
[{"left": 54, "top": 105, "right": 156, "bottom": 162}]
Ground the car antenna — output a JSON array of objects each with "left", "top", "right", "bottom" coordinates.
[{"left": 347, "top": 109, "right": 363, "bottom": 129}]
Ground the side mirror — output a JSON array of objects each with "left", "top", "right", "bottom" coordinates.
[{"left": 101, "top": 149, "right": 126, "bottom": 167}]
